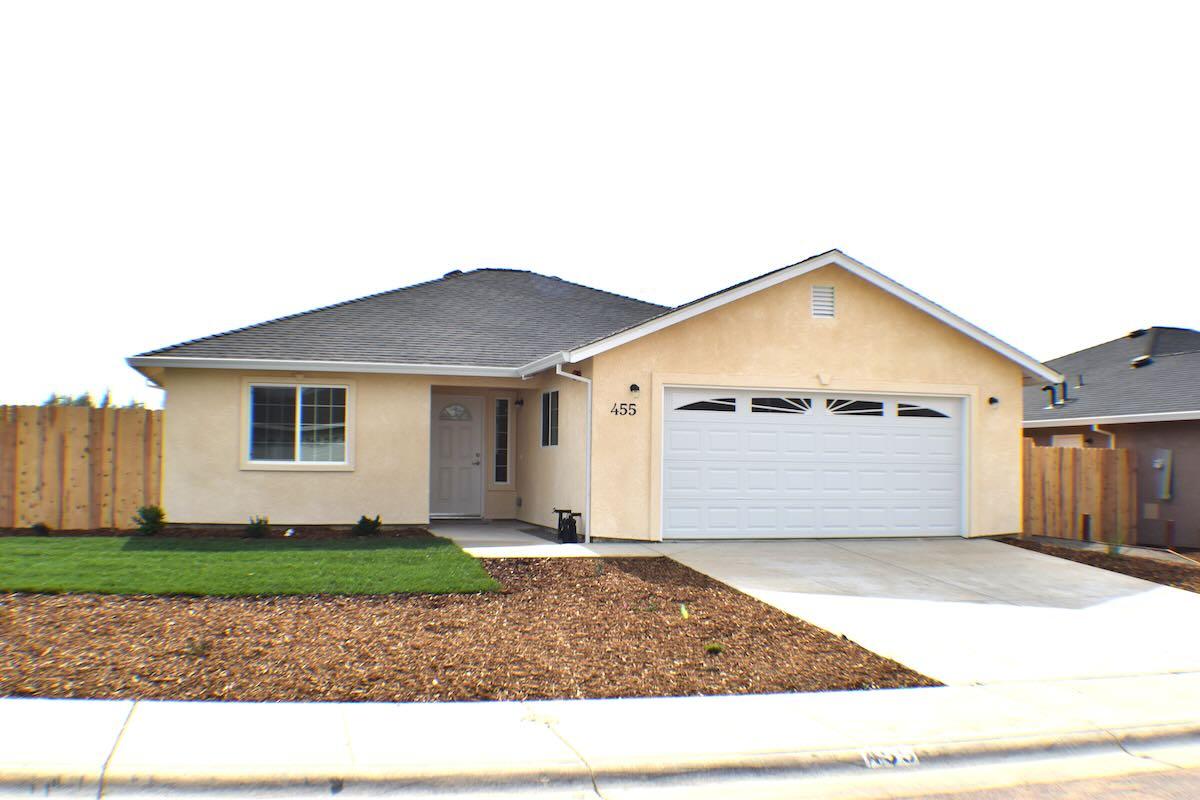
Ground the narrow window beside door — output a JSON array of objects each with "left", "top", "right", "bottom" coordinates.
[
  {"left": 541, "top": 391, "right": 559, "bottom": 447},
  {"left": 494, "top": 398, "right": 510, "bottom": 482}
]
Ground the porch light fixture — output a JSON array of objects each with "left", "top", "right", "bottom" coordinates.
[
  {"left": 514, "top": 397, "right": 524, "bottom": 407},
  {"left": 630, "top": 384, "right": 640, "bottom": 393},
  {"left": 988, "top": 396, "right": 999, "bottom": 406}
]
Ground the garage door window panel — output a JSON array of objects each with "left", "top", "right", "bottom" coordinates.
[
  {"left": 751, "top": 397, "right": 812, "bottom": 414},
  {"left": 897, "top": 403, "right": 950, "bottom": 418},
  {"left": 676, "top": 397, "right": 737, "bottom": 412},
  {"left": 827, "top": 398, "right": 884, "bottom": 416}
]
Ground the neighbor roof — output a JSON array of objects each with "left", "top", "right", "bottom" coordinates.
[
  {"left": 129, "top": 249, "right": 1060, "bottom": 382},
  {"left": 133, "top": 269, "right": 668, "bottom": 370},
  {"left": 1023, "top": 327, "right": 1200, "bottom": 425}
]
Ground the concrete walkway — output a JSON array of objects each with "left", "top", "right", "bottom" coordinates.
[
  {"left": 432, "top": 520, "right": 662, "bottom": 557},
  {"left": 434, "top": 523, "right": 1200, "bottom": 686},
  {"left": 7, "top": 673, "right": 1200, "bottom": 798}
]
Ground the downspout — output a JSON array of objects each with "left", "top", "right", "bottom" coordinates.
[
  {"left": 556, "top": 364, "right": 593, "bottom": 544},
  {"left": 1091, "top": 424, "right": 1116, "bottom": 449}
]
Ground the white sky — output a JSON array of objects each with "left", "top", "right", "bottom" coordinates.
[{"left": 2, "top": 2, "right": 1197, "bottom": 409}]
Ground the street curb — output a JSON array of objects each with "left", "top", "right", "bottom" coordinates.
[{"left": 7, "top": 721, "right": 1200, "bottom": 797}]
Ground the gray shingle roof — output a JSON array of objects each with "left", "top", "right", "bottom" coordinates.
[
  {"left": 138, "top": 269, "right": 668, "bottom": 368},
  {"left": 1023, "top": 327, "right": 1200, "bottom": 421}
]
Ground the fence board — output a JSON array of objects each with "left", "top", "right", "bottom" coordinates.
[
  {"left": 97, "top": 408, "right": 117, "bottom": 528},
  {"left": 1022, "top": 439, "right": 1137, "bottom": 544},
  {"left": 0, "top": 406, "right": 162, "bottom": 530},
  {"left": 114, "top": 409, "right": 145, "bottom": 529},
  {"left": 60, "top": 407, "right": 92, "bottom": 530},
  {"left": 0, "top": 407, "right": 15, "bottom": 527}
]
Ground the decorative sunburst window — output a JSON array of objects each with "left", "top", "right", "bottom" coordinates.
[
  {"left": 676, "top": 397, "right": 736, "bottom": 412},
  {"left": 751, "top": 397, "right": 812, "bottom": 414},
  {"left": 826, "top": 398, "right": 884, "bottom": 416},
  {"left": 897, "top": 403, "right": 949, "bottom": 418}
]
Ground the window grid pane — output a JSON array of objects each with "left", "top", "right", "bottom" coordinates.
[
  {"left": 494, "top": 399, "right": 509, "bottom": 482},
  {"left": 250, "top": 386, "right": 297, "bottom": 461},
  {"left": 300, "top": 387, "right": 346, "bottom": 462}
]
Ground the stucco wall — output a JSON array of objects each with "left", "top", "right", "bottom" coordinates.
[
  {"left": 513, "top": 371, "right": 588, "bottom": 533},
  {"left": 160, "top": 369, "right": 527, "bottom": 525},
  {"left": 588, "top": 264, "right": 1025, "bottom": 540}
]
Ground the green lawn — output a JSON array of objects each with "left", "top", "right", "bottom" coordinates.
[{"left": 0, "top": 536, "right": 499, "bottom": 596}]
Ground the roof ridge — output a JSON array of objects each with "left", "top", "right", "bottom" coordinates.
[
  {"left": 1045, "top": 331, "right": 1151, "bottom": 364},
  {"left": 536, "top": 272, "right": 669, "bottom": 311},
  {"left": 1046, "top": 325, "right": 1200, "bottom": 365},
  {"left": 135, "top": 272, "right": 457, "bottom": 357},
  {"left": 136, "top": 266, "right": 667, "bottom": 359}
]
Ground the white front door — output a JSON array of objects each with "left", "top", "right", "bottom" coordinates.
[
  {"left": 430, "top": 395, "right": 484, "bottom": 517},
  {"left": 662, "top": 388, "right": 964, "bottom": 538}
]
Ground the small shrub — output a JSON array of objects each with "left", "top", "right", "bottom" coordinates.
[
  {"left": 704, "top": 642, "right": 724, "bottom": 656},
  {"left": 30, "top": 522, "right": 51, "bottom": 536},
  {"left": 352, "top": 515, "right": 383, "bottom": 536},
  {"left": 679, "top": 603, "right": 690, "bottom": 620},
  {"left": 181, "top": 638, "right": 211, "bottom": 657},
  {"left": 133, "top": 505, "right": 166, "bottom": 535},
  {"left": 245, "top": 516, "right": 270, "bottom": 538}
]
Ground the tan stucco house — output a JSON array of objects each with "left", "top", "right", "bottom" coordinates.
[{"left": 128, "top": 250, "right": 1060, "bottom": 541}]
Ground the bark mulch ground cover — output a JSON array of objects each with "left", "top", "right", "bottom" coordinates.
[
  {"left": 1008, "top": 538, "right": 1200, "bottom": 594},
  {"left": 0, "top": 557, "right": 938, "bottom": 702}
]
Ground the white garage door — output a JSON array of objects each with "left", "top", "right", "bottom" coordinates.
[{"left": 662, "top": 388, "right": 964, "bottom": 539}]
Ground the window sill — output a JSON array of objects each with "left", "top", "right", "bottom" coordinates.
[{"left": 240, "top": 462, "right": 355, "bottom": 473}]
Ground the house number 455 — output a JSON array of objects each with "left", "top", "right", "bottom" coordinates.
[{"left": 610, "top": 402, "right": 637, "bottom": 416}]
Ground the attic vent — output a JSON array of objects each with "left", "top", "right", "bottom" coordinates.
[
  {"left": 811, "top": 285, "right": 836, "bottom": 318},
  {"left": 443, "top": 269, "right": 463, "bottom": 278},
  {"left": 1130, "top": 355, "right": 1153, "bottom": 369}
]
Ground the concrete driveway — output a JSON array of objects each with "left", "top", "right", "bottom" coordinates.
[
  {"left": 435, "top": 523, "right": 1200, "bottom": 686},
  {"left": 657, "top": 537, "right": 1200, "bottom": 685}
]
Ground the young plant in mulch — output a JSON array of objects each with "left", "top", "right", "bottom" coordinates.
[
  {"left": 704, "top": 642, "right": 724, "bottom": 656},
  {"left": 180, "top": 637, "right": 211, "bottom": 657},
  {"left": 352, "top": 515, "right": 383, "bottom": 536},
  {"left": 133, "top": 505, "right": 166, "bottom": 536},
  {"left": 245, "top": 516, "right": 270, "bottom": 539}
]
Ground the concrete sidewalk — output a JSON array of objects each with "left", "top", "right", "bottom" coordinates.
[{"left": 7, "top": 672, "right": 1200, "bottom": 798}]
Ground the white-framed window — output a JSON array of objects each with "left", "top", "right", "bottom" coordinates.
[
  {"left": 494, "top": 398, "right": 511, "bottom": 483},
  {"left": 248, "top": 384, "right": 348, "bottom": 464},
  {"left": 541, "top": 390, "right": 559, "bottom": 447}
]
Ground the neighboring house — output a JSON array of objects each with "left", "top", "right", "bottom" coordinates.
[
  {"left": 1023, "top": 327, "right": 1200, "bottom": 549},
  {"left": 128, "top": 249, "right": 1059, "bottom": 541}
]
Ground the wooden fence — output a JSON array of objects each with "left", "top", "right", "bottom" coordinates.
[
  {"left": 0, "top": 406, "right": 162, "bottom": 530},
  {"left": 1023, "top": 439, "right": 1137, "bottom": 544}
]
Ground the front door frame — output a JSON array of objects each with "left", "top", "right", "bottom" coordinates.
[{"left": 429, "top": 393, "right": 485, "bottom": 518}]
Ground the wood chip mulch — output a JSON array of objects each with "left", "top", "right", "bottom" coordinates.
[
  {"left": 1008, "top": 539, "right": 1200, "bottom": 594},
  {"left": 0, "top": 557, "right": 937, "bottom": 702}
]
